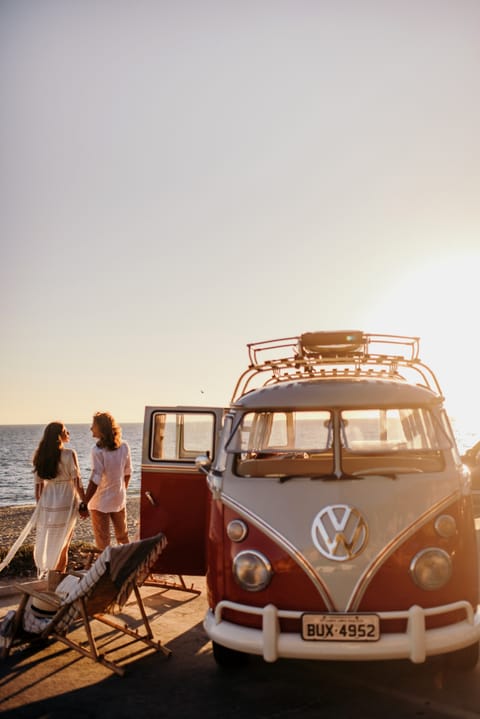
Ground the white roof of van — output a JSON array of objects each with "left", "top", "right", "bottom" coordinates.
[{"left": 234, "top": 377, "right": 441, "bottom": 410}]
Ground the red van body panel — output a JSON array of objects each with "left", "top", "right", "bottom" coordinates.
[{"left": 140, "top": 468, "right": 209, "bottom": 575}]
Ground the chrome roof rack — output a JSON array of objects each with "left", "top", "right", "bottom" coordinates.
[{"left": 231, "top": 331, "right": 443, "bottom": 402}]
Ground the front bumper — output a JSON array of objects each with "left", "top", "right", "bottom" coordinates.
[{"left": 204, "top": 600, "right": 480, "bottom": 663}]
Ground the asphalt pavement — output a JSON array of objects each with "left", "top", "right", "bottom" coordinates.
[{"left": 2, "top": 575, "right": 480, "bottom": 718}]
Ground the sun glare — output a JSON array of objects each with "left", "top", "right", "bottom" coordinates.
[{"left": 364, "top": 252, "right": 480, "bottom": 441}]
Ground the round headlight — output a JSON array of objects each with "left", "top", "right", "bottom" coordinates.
[
  {"left": 233, "top": 551, "right": 272, "bottom": 592},
  {"left": 227, "top": 519, "right": 248, "bottom": 542},
  {"left": 434, "top": 514, "right": 457, "bottom": 539},
  {"left": 410, "top": 548, "right": 452, "bottom": 590}
]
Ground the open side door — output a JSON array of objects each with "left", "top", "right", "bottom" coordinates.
[{"left": 140, "top": 406, "right": 223, "bottom": 575}]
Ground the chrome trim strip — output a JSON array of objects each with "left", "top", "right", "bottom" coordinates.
[
  {"left": 347, "top": 491, "right": 462, "bottom": 611},
  {"left": 221, "top": 493, "right": 336, "bottom": 610},
  {"left": 141, "top": 464, "right": 200, "bottom": 474}
]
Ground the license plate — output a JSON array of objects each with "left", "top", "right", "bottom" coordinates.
[{"left": 301, "top": 613, "right": 380, "bottom": 642}]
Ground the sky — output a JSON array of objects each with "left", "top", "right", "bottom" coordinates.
[{"left": 1, "top": 1, "right": 480, "bottom": 437}]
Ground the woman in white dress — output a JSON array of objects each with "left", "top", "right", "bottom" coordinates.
[
  {"left": 0, "top": 422, "right": 87, "bottom": 578},
  {"left": 33, "top": 422, "right": 88, "bottom": 575}
]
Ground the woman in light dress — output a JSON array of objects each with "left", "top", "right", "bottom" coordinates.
[
  {"left": 0, "top": 422, "right": 87, "bottom": 578},
  {"left": 33, "top": 422, "right": 88, "bottom": 575}
]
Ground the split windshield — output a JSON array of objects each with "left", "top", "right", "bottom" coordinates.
[{"left": 230, "top": 408, "right": 449, "bottom": 478}]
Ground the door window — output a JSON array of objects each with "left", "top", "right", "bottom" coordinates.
[{"left": 150, "top": 411, "right": 216, "bottom": 462}]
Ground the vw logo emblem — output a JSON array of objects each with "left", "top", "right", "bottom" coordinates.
[{"left": 311, "top": 504, "right": 368, "bottom": 561}]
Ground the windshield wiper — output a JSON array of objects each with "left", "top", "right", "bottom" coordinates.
[
  {"left": 349, "top": 473, "right": 397, "bottom": 480},
  {"left": 278, "top": 470, "right": 400, "bottom": 483},
  {"left": 310, "top": 473, "right": 367, "bottom": 481},
  {"left": 310, "top": 468, "right": 400, "bottom": 480},
  {"left": 278, "top": 473, "right": 367, "bottom": 483}
]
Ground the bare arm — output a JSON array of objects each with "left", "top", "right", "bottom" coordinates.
[
  {"left": 72, "top": 451, "right": 87, "bottom": 503},
  {"left": 35, "top": 481, "right": 43, "bottom": 502},
  {"left": 75, "top": 476, "right": 87, "bottom": 503},
  {"left": 124, "top": 443, "right": 132, "bottom": 490},
  {"left": 84, "top": 479, "right": 98, "bottom": 505}
]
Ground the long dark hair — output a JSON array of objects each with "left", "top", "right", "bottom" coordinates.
[
  {"left": 33, "top": 422, "right": 64, "bottom": 479},
  {"left": 93, "top": 412, "right": 122, "bottom": 450}
]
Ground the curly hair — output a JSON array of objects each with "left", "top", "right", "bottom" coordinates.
[
  {"left": 93, "top": 411, "right": 122, "bottom": 450},
  {"left": 33, "top": 421, "right": 64, "bottom": 479}
]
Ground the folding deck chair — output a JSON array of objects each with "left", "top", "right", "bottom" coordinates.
[{"left": 1, "top": 532, "right": 171, "bottom": 676}]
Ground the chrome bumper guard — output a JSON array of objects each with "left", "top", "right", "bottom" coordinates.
[{"left": 205, "top": 600, "right": 480, "bottom": 663}]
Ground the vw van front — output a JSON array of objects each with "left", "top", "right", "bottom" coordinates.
[{"left": 202, "top": 332, "right": 480, "bottom": 668}]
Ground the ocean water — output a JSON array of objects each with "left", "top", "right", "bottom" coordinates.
[
  {"left": 0, "top": 420, "right": 478, "bottom": 507},
  {"left": 0, "top": 424, "right": 143, "bottom": 507}
]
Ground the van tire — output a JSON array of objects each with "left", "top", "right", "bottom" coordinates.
[
  {"left": 212, "top": 641, "right": 249, "bottom": 668},
  {"left": 445, "top": 642, "right": 479, "bottom": 672}
]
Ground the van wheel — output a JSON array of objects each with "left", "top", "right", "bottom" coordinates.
[
  {"left": 445, "top": 642, "right": 479, "bottom": 672},
  {"left": 212, "top": 641, "right": 249, "bottom": 668}
]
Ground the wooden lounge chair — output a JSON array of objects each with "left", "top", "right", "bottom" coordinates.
[{"left": 2, "top": 533, "right": 171, "bottom": 676}]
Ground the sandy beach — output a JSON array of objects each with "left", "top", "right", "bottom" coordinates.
[{"left": 0, "top": 495, "right": 141, "bottom": 550}]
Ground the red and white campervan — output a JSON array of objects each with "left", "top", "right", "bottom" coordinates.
[{"left": 140, "top": 331, "right": 480, "bottom": 668}]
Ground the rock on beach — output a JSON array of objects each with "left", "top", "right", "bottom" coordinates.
[{"left": 0, "top": 495, "right": 141, "bottom": 549}]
